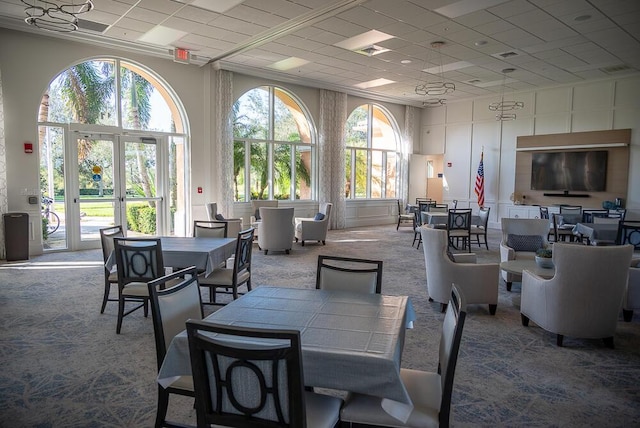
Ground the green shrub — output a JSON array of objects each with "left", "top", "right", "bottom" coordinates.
[
  {"left": 42, "top": 216, "right": 49, "bottom": 241},
  {"left": 127, "top": 204, "right": 156, "bottom": 235}
]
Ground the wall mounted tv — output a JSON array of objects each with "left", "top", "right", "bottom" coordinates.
[{"left": 530, "top": 150, "right": 608, "bottom": 191}]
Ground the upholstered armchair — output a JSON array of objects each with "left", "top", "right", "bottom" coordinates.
[
  {"left": 294, "top": 203, "right": 332, "bottom": 246},
  {"left": 420, "top": 227, "right": 499, "bottom": 314},
  {"left": 257, "top": 207, "right": 295, "bottom": 255},
  {"left": 521, "top": 243, "right": 633, "bottom": 347},
  {"left": 205, "top": 202, "right": 242, "bottom": 237},
  {"left": 500, "top": 218, "right": 550, "bottom": 291},
  {"left": 250, "top": 200, "right": 279, "bottom": 224},
  {"left": 623, "top": 258, "right": 640, "bottom": 322}
]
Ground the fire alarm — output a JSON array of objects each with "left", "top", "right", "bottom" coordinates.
[
  {"left": 447, "top": 162, "right": 452, "bottom": 167},
  {"left": 24, "top": 142, "right": 33, "bottom": 153},
  {"left": 197, "top": 187, "right": 203, "bottom": 194}
]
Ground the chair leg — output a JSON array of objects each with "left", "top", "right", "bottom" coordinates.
[
  {"left": 521, "top": 314, "right": 529, "bottom": 326},
  {"left": 101, "top": 281, "right": 111, "bottom": 314},
  {"left": 489, "top": 304, "right": 497, "bottom": 315},
  {"left": 506, "top": 281, "right": 512, "bottom": 291},
  {"left": 116, "top": 295, "right": 125, "bottom": 334},
  {"left": 302, "top": 241, "right": 305, "bottom": 246},
  {"left": 623, "top": 309, "right": 633, "bottom": 322},
  {"left": 603, "top": 337, "right": 615, "bottom": 349},
  {"left": 556, "top": 334, "right": 564, "bottom": 347},
  {"left": 155, "top": 386, "right": 170, "bottom": 428},
  {"left": 484, "top": 234, "right": 489, "bottom": 250},
  {"left": 440, "top": 303, "right": 447, "bottom": 313}
]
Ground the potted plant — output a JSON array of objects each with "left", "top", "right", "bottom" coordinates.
[{"left": 535, "top": 247, "right": 554, "bottom": 269}]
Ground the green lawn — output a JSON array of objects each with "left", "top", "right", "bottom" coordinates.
[{"left": 52, "top": 200, "right": 149, "bottom": 217}]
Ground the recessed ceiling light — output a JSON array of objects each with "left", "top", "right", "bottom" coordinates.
[
  {"left": 475, "top": 40, "right": 488, "bottom": 46},
  {"left": 574, "top": 14, "right": 592, "bottom": 22},
  {"left": 423, "top": 61, "right": 473, "bottom": 74},
  {"left": 401, "top": 59, "right": 412, "bottom": 64},
  {"left": 269, "top": 57, "right": 310, "bottom": 71},
  {"left": 139, "top": 25, "right": 187, "bottom": 46},
  {"left": 334, "top": 30, "right": 395, "bottom": 51},
  {"left": 354, "top": 78, "right": 395, "bottom": 89}
]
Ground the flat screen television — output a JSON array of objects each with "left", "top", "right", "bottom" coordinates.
[{"left": 530, "top": 150, "right": 608, "bottom": 191}]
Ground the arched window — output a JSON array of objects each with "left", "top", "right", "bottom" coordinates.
[
  {"left": 232, "top": 86, "right": 315, "bottom": 202},
  {"left": 345, "top": 104, "right": 400, "bottom": 199},
  {"left": 39, "top": 58, "right": 189, "bottom": 250}
]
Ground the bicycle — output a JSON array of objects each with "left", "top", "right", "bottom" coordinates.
[{"left": 42, "top": 196, "right": 60, "bottom": 235}]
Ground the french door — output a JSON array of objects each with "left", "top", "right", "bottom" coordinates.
[{"left": 68, "top": 131, "right": 166, "bottom": 250}]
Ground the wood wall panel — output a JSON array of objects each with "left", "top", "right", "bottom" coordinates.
[{"left": 515, "top": 129, "right": 630, "bottom": 208}]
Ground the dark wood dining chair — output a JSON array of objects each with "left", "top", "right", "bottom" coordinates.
[
  {"left": 193, "top": 220, "right": 227, "bottom": 238},
  {"left": 617, "top": 221, "right": 640, "bottom": 250},
  {"left": 397, "top": 199, "right": 414, "bottom": 230},
  {"left": 113, "top": 237, "right": 164, "bottom": 334},
  {"left": 186, "top": 320, "right": 342, "bottom": 428},
  {"left": 470, "top": 207, "right": 490, "bottom": 249},
  {"left": 198, "top": 227, "right": 254, "bottom": 305},
  {"left": 447, "top": 209, "right": 472, "bottom": 252},
  {"left": 341, "top": 284, "right": 468, "bottom": 428},
  {"left": 147, "top": 266, "right": 202, "bottom": 428},
  {"left": 99, "top": 225, "right": 123, "bottom": 314},
  {"left": 316, "top": 255, "right": 383, "bottom": 294}
]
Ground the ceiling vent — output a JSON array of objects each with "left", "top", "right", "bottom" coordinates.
[
  {"left": 77, "top": 19, "right": 109, "bottom": 33},
  {"left": 491, "top": 49, "right": 523, "bottom": 60},
  {"left": 600, "top": 64, "right": 632, "bottom": 74},
  {"left": 354, "top": 45, "right": 389, "bottom": 57}
]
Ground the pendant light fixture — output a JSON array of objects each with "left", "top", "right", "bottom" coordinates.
[
  {"left": 488, "top": 68, "right": 524, "bottom": 121},
  {"left": 21, "top": 0, "right": 94, "bottom": 33},
  {"left": 415, "top": 41, "right": 455, "bottom": 107}
]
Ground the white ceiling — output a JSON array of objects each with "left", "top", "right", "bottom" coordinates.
[{"left": 1, "top": 0, "right": 639, "bottom": 106}]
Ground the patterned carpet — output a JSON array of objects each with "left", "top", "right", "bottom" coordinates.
[{"left": 1, "top": 225, "right": 639, "bottom": 427}]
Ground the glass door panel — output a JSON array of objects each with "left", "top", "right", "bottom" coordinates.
[
  {"left": 76, "top": 136, "right": 120, "bottom": 245},
  {"left": 122, "top": 138, "right": 161, "bottom": 237},
  {"left": 39, "top": 125, "right": 67, "bottom": 250}
]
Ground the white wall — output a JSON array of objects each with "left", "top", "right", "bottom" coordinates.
[{"left": 418, "top": 75, "right": 640, "bottom": 227}]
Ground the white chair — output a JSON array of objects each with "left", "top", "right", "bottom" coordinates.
[
  {"left": 316, "top": 255, "right": 383, "bottom": 294},
  {"left": 500, "top": 218, "right": 550, "bottom": 291},
  {"left": 421, "top": 227, "right": 499, "bottom": 314},
  {"left": 204, "top": 202, "right": 242, "bottom": 237},
  {"left": 193, "top": 220, "right": 227, "bottom": 238},
  {"left": 341, "top": 284, "right": 467, "bottom": 428},
  {"left": 250, "top": 199, "right": 279, "bottom": 223},
  {"left": 257, "top": 207, "right": 294, "bottom": 255},
  {"left": 147, "top": 266, "right": 202, "bottom": 428},
  {"left": 295, "top": 202, "right": 332, "bottom": 246},
  {"left": 623, "top": 258, "right": 640, "bottom": 322},
  {"left": 521, "top": 243, "right": 633, "bottom": 347}
]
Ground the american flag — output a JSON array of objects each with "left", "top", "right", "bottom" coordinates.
[{"left": 475, "top": 152, "right": 485, "bottom": 208}]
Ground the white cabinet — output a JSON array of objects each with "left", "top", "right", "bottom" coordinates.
[{"left": 507, "top": 205, "right": 558, "bottom": 219}]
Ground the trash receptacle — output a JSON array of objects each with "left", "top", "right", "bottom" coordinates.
[{"left": 4, "top": 212, "right": 29, "bottom": 261}]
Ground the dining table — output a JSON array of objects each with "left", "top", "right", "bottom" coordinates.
[
  {"left": 157, "top": 286, "right": 417, "bottom": 422},
  {"left": 106, "top": 236, "right": 236, "bottom": 276},
  {"left": 572, "top": 222, "right": 619, "bottom": 244}
]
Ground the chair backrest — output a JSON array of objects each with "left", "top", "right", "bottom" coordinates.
[
  {"left": 539, "top": 206, "right": 549, "bottom": 219},
  {"left": 257, "top": 207, "right": 295, "bottom": 250},
  {"left": 205, "top": 202, "right": 217, "bottom": 221},
  {"left": 582, "top": 209, "right": 608, "bottom": 222},
  {"left": 319, "top": 202, "right": 332, "bottom": 222},
  {"left": 251, "top": 200, "right": 279, "bottom": 220},
  {"left": 451, "top": 199, "right": 458, "bottom": 210},
  {"left": 430, "top": 204, "right": 449, "bottom": 213},
  {"left": 99, "top": 225, "right": 124, "bottom": 264},
  {"left": 447, "top": 209, "right": 472, "bottom": 232},
  {"left": 477, "top": 207, "right": 490, "bottom": 228},
  {"left": 316, "top": 255, "right": 383, "bottom": 294},
  {"left": 617, "top": 221, "right": 640, "bottom": 249},
  {"left": 609, "top": 209, "right": 626, "bottom": 221},
  {"left": 113, "top": 238, "right": 165, "bottom": 286},
  {"left": 560, "top": 205, "right": 582, "bottom": 216},
  {"left": 233, "top": 228, "right": 255, "bottom": 279},
  {"left": 501, "top": 218, "right": 550, "bottom": 250},
  {"left": 147, "top": 266, "right": 203, "bottom": 371},
  {"left": 420, "top": 227, "right": 457, "bottom": 304},
  {"left": 193, "top": 220, "right": 228, "bottom": 238},
  {"left": 186, "top": 320, "right": 306, "bottom": 427},
  {"left": 438, "top": 284, "right": 467, "bottom": 428},
  {"left": 418, "top": 201, "right": 434, "bottom": 213},
  {"left": 593, "top": 217, "right": 620, "bottom": 225}
]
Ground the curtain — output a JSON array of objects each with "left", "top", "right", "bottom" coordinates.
[
  {"left": 399, "top": 105, "right": 416, "bottom": 207},
  {"left": 213, "top": 69, "right": 234, "bottom": 218},
  {"left": 318, "top": 89, "right": 347, "bottom": 230},
  {"left": 0, "top": 69, "right": 7, "bottom": 259}
]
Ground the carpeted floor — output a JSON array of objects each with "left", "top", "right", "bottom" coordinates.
[{"left": 1, "top": 224, "right": 639, "bottom": 427}]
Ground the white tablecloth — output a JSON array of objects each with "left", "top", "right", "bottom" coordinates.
[
  {"left": 572, "top": 223, "right": 619, "bottom": 243},
  {"left": 158, "top": 286, "right": 417, "bottom": 421},
  {"left": 425, "top": 212, "right": 481, "bottom": 226}
]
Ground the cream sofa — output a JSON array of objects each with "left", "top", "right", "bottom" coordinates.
[
  {"left": 257, "top": 207, "right": 294, "bottom": 255},
  {"left": 294, "top": 203, "right": 332, "bottom": 246},
  {"left": 420, "top": 227, "right": 499, "bottom": 314},
  {"left": 521, "top": 243, "right": 633, "bottom": 347},
  {"left": 500, "top": 218, "right": 551, "bottom": 291}
]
